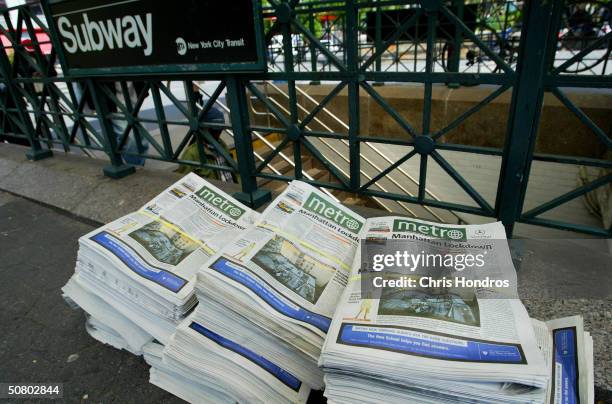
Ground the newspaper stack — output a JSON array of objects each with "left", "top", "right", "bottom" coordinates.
[
  {"left": 158, "top": 180, "right": 365, "bottom": 397},
  {"left": 154, "top": 313, "right": 312, "bottom": 403},
  {"left": 62, "top": 173, "right": 259, "bottom": 352},
  {"left": 532, "top": 315, "right": 594, "bottom": 403},
  {"left": 63, "top": 285, "right": 151, "bottom": 354},
  {"left": 143, "top": 340, "right": 265, "bottom": 403},
  {"left": 319, "top": 217, "right": 553, "bottom": 403}
]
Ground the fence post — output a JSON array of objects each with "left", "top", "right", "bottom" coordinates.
[
  {"left": 496, "top": 0, "right": 554, "bottom": 237},
  {"left": 308, "top": 4, "right": 320, "bottom": 83},
  {"left": 373, "top": 2, "right": 384, "bottom": 86},
  {"left": 446, "top": 0, "right": 463, "bottom": 88},
  {"left": 346, "top": 0, "right": 360, "bottom": 191},
  {"left": 226, "top": 75, "right": 271, "bottom": 208},
  {"left": 0, "top": 38, "right": 52, "bottom": 160},
  {"left": 277, "top": 1, "right": 303, "bottom": 180},
  {"left": 87, "top": 79, "right": 135, "bottom": 179}
]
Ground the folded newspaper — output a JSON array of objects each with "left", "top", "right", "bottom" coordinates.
[
  {"left": 144, "top": 340, "right": 251, "bottom": 403},
  {"left": 158, "top": 180, "right": 365, "bottom": 396},
  {"left": 157, "top": 314, "right": 312, "bottom": 404},
  {"left": 319, "top": 216, "right": 593, "bottom": 403},
  {"left": 532, "top": 315, "right": 594, "bottom": 403},
  {"left": 62, "top": 173, "right": 259, "bottom": 351}
]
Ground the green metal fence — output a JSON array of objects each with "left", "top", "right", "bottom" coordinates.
[{"left": 0, "top": 0, "right": 610, "bottom": 237}]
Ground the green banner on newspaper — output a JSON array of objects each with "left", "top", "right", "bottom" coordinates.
[
  {"left": 304, "top": 194, "right": 364, "bottom": 233},
  {"left": 392, "top": 219, "right": 467, "bottom": 241},
  {"left": 195, "top": 186, "right": 245, "bottom": 219}
]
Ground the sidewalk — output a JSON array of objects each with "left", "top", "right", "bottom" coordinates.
[{"left": 0, "top": 143, "right": 195, "bottom": 224}]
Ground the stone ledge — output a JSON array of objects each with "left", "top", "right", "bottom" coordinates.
[{"left": 0, "top": 144, "right": 195, "bottom": 224}]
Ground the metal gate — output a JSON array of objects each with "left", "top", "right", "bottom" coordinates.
[{"left": 0, "top": 0, "right": 610, "bottom": 237}]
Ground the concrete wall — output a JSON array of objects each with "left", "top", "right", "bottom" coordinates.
[{"left": 251, "top": 83, "right": 611, "bottom": 159}]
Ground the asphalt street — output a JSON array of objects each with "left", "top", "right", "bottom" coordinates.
[{"left": 0, "top": 191, "right": 183, "bottom": 403}]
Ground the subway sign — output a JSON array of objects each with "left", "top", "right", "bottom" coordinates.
[{"left": 45, "top": 0, "right": 266, "bottom": 75}]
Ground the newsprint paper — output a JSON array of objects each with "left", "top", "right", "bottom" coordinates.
[
  {"left": 63, "top": 173, "right": 259, "bottom": 348},
  {"left": 175, "top": 180, "right": 366, "bottom": 391},
  {"left": 320, "top": 216, "right": 550, "bottom": 403},
  {"left": 198, "top": 180, "right": 366, "bottom": 358},
  {"left": 158, "top": 180, "right": 366, "bottom": 400}
]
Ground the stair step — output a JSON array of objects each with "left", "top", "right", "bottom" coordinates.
[
  {"left": 305, "top": 167, "right": 327, "bottom": 181},
  {"left": 257, "top": 177, "right": 289, "bottom": 194},
  {"left": 333, "top": 191, "right": 381, "bottom": 209},
  {"left": 268, "top": 158, "right": 294, "bottom": 175}
]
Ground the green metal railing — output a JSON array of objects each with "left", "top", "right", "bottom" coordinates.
[{"left": 0, "top": 0, "right": 610, "bottom": 237}]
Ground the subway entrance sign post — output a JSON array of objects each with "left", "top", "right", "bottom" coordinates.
[{"left": 44, "top": 0, "right": 267, "bottom": 75}]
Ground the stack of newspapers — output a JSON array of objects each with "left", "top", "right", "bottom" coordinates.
[
  {"left": 532, "top": 315, "right": 594, "bottom": 403},
  {"left": 60, "top": 172, "right": 594, "bottom": 403},
  {"left": 154, "top": 181, "right": 365, "bottom": 400},
  {"left": 62, "top": 173, "right": 258, "bottom": 353},
  {"left": 319, "top": 216, "right": 594, "bottom": 403}
]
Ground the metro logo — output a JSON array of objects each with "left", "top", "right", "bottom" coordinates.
[
  {"left": 57, "top": 12, "right": 153, "bottom": 56},
  {"left": 195, "top": 186, "right": 245, "bottom": 220},
  {"left": 393, "top": 219, "right": 467, "bottom": 241},
  {"left": 304, "top": 193, "right": 363, "bottom": 233}
]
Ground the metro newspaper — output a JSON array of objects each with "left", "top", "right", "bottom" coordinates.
[
  {"left": 81, "top": 172, "right": 260, "bottom": 303},
  {"left": 59, "top": 174, "right": 593, "bottom": 403},
  {"left": 63, "top": 173, "right": 259, "bottom": 347},
  {"left": 199, "top": 180, "right": 366, "bottom": 351},
  {"left": 320, "top": 217, "right": 555, "bottom": 403}
]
